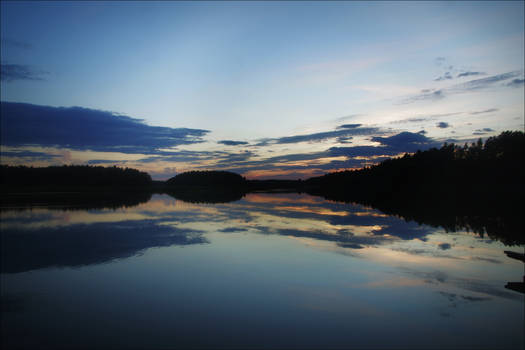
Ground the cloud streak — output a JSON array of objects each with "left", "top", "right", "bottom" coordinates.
[
  {"left": 218, "top": 140, "right": 249, "bottom": 146},
  {"left": 0, "top": 150, "right": 62, "bottom": 161},
  {"left": 436, "top": 122, "right": 450, "bottom": 129},
  {"left": 255, "top": 126, "right": 383, "bottom": 146},
  {"left": 469, "top": 108, "right": 498, "bottom": 115},
  {"left": 1, "top": 64, "right": 48, "bottom": 82},
  {"left": 403, "top": 71, "right": 523, "bottom": 103},
  {"left": 457, "top": 71, "right": 485, "bottom": 78}
]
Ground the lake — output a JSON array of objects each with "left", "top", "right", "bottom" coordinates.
[{"left": 1, "top": 192, "right": 523, "bottom": 349}]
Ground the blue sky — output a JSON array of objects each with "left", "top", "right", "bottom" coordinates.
[{"left": 1, "top": 1, "right": 524, "bottom": 179}]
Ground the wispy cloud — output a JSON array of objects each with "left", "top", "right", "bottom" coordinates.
[
  {"left": 402, "top": 89, "right": 445, "bottom": 103},
  {"left": 472, "top": 128, "right": 495, "bottom": 135},
  {"left": 438, "top": 243, "right": 452, "bottom": 250},
  {"left": 469, "top": 108, "right": 498, "bottom": 115},
  {"left": 87, "top": 159, "right": 127, "bottom": 165},
  {"left": 218, "top": 140, "right": 249, "bottom": 146},
  {"left": 506, "top": 78, "right": 524, "bottom": 87},
  {"left": 0, "top": 64, "right": 48, "bottom": 82},
  {"left": 436, "top": 122, "right": 450, "bottom": 129},
  {"left": 452, "top": 71, "right": 522, "bottom": 91},
  {"left": 255, "top": 126, "right": 382, "bottom": 146},
  {"left": 457, "top": 71, "right": 485, "bottom": 78},
  {"left": 403, "top": 71, "right": 522, "bottom": 103},
  {"left": 391, "top": 112, "right": 462, "bottom": 124},
  {"left": 0, "top": 150, "right": 61, "bottom": 161},
  {"left": 434, "top": 72, "right": 453, "bottom": 81},
  {"left": 337, "top": 124, "right": 362, "bottom": 129},
  {"left": 333, "top": 114, "right": 363, "bottom": 122}
]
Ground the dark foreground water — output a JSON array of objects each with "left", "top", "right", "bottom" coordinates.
[{"left": 1, "top": 193, "right": 523, "bottom": 349}]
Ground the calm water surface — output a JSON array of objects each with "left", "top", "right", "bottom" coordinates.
[{"left": 1, "top": 193, "right": 523, "bottom": 349}]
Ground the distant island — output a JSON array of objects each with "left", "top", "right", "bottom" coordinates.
[{"left": 1, "top": 131, "right": 523, "bottom": 244}]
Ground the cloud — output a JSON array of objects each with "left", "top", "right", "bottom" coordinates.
[
  {"left": 215, "top": 151, "right": 254, "bottom": 164},
  {"left": 0, "top": 150, "right": 61, "bottom": 161},
  {"left": 452, "top": 71, "right": 522, "bottom": 91},
  {"left": 334, "top": 114, "right": 363, "bottom": 122},
  {"left": 256, "top": 126, "right": 382, "bottom": 146},
  {"left": 472, "top": 128, "right": 495, "bottom": 135},
  {"left": 220, "top": 131, "right": 442, "bottom": 177},
  {"left": 0, "top": 64, "right": 48, "bottom": 82},
  {"left": 262, "top": 227, "right": 397, "bottom": 248},
  {"left": 438, "top": 291, "right": 491, "bottom": 304},
  {"left": 217, "top": 140, "right": 249, "bottom": 146},
  {"left": 87, "top": 159, "right": 127, "bottom": 165},
  {"left": 506, "top": 78, "right": 524, "bottom": 87},
  {"left": 403, "top": 71, "right": 522, "bottom": 103},
  {"left": 391, "top": 112, "right": 462, "bottom": 124},
  {"left": 434, "top": 72, "right": 453, "bottom": 81},
  {"left": 371, "top": 131, "right": 441, "bottom": 150},
  {"left": 457, "top": 71, "right": 485, "bottom": 78},
  {"left": 438, "top": 243, "right": 452, "bottom": 250},
  {"left": 391, "top": 116, "right": 431, "bottom": 124},
  {"left": 469, "top": 108, "right": 498, "bottom": 115},
  {"left": 403, "top": 89, "right": 445, "bottom": 103},
  {"left": 0, "top": 102, "right": 209, "bottom": 154},
  {"left": 337, "top": 136, "right": 353, "bottom": 144},
  {"left": 337, "top": 124, "right": 362, "bottom": 129},
  {"left": 436, "top": 122, "right": 450, "bottom": 129},
  {"left": 470, "top": 256, "right": 501, "bottom": 264},
  {"left": 218, "top": 227, "right": 249, "bottom": 233},
  {"left": 133, "top": 129, "right": 444, "bottom": 180},
  {"left": 137, "top": 150, "right": 226, "bottom": 163},
  {"left": 434, "top": 57, "right": 447, "bottom": 65},
  {"left": 406, "top": 269, "right": 521, "bottom": 301},
  {"left": 392, "top": 247, "right": 459, "bottom": 259}
]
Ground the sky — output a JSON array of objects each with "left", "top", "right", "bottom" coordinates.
[{"left": 1, "top": 1, "right": 524, "bottom": 180}]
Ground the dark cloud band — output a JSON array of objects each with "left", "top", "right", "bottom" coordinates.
[{"left": 0, "top": 102, "right": 209, "bottom": 154}]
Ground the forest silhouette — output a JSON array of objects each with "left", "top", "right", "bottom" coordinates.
[{"left": 1, "top": 164, "right": 152, "bottom": 187}]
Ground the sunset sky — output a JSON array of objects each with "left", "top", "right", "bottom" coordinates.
[{"left": 1, "top": 1, "right": 523, "bottom": 179}]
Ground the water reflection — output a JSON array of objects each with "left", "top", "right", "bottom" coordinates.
[
  {"left": 1, "top": 193, "right": 523, "bottom": 274},
  {"left": 1, "top": 190, "right": 152, "bottom": 210},
  {"left": 1, "top": 192, "right": 523, "bottom": 349},
  {"left": 1, "top": 220, "right": 207, "bottom": 273}
]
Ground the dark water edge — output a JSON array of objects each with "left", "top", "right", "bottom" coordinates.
[{"left": 2, "top": 185, "right": 523, "bottom": 246}]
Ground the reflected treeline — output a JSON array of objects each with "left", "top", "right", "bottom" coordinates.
[
  {"left": 164, "top": 189, "right": 246, "bottom": 203},
  {"left": 0, "top": 220, "right": 207, "bottom": 273},
  {"left": 339, "top": 198, "right": 524, "bottom": 246},
  {"left": 1, "top": 190, "right": 153, "bottom": 211}
]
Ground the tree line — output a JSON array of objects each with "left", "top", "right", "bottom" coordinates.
[
  {"left": 305, "top": 131, "right": 524, "bottom": 202},
  {"left": 0, "top": 164, "right": 152, "bottom": 187}
]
